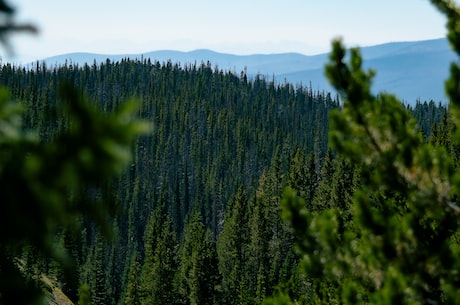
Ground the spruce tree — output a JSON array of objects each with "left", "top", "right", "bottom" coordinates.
[
  {"left": 288, "top": 149, "right": 317, "bottom": 204},
  {"left": 141, "top": 212, "right": 178, "bottom": 305},
  {"left": 124, "top": 251, "right": 142, "bottom": 305},
  {"left": 311, "top": 149, "right": 334, "bottom": 211},
  {"left": 217, "top": 186, "right": 251, "bottom": 305},
  {"left": 177, "top": 211, "right": 219, "bottom": 305},
  {"left": 248, "top": 151, "right": 294, "bottom": 304},
  {"left": 90, "top": 234, "right": 109, "bottom": 305}
]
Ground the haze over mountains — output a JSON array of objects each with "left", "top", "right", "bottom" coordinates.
[{"left": 41, "top": 38, "right": 454, "bottom": 104}]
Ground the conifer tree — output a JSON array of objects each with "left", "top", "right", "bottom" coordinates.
[
  {"left": 141, "top": 212, "right": 178, "bottom": 305},
  {"left": 288, "top": 149, "right": 317, "bottom": 204},
  {"left": 270, "top": 1, "right": 460, "bottom": 304},
  {"left": 217, "top": 186, "right": 251, "bottom": 305},
  {"left": 90, "top": 234, "right": 109, "bottom": 305},
  {"left": 248, "top": 151, "right": 294, "bottom": 304},
  {"left": 0, "top": 81, "right": 147, "bottom": 304},
  {"left": 311, "top": 149, "right": 334, "bottom": 211},
  {"left": 124, "top": 251, "right": 142, "bottom": 305},
  {"left": 176, "top": 211, "right": 219, "bottom": 305},
  {"left": 329, "top": 157, "right": 358, "bottom": 226},
  {"left": 77, "top": 284, "right": 91, "bottom": 305}
]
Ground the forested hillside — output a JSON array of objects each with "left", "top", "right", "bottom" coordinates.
[
  {"left": 40, "top": 37, "right": 454, "bottom": 104},
  {"left": 0, "top": 58, "right": 448, "bottom": 305}
]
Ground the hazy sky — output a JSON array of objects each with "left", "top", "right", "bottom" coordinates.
[{"left": 8, "top": 0, "right": 455, "bottom": 62}]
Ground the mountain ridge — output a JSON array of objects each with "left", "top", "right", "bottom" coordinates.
[{"left": 38, "top": 38, "right": 453, "bottom": 104}]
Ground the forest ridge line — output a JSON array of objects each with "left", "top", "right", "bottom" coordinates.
[{"left": 37, "top": 37, "right": 453, "bottom": 105}]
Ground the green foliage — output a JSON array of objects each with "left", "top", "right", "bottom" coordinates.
[
  {"left": 217, "top": 186, "right": 251, "bottom": 305},
  {"left": 124, "top": 252, "right": 141, "bottom": 305},
  {"left": 276, "top": 0, "right": 460, "bottom": 304},
  {"left": 0, "top": 57, "right": 342, "bottom": 303},
  {"left": 311, "top": 150, "right": 334, "bottom": 211},
  {"left": 141, "top": 208, "right": 178, "bottom": 305},
  {"left": 288, "top": 149, "right": 317, "bottom": 204},
  {"left": 1, "top": 58, "right": 338, "bottom": 238},
  {"left": 89, "top": 234, "right": 109, "bottom": 305},
  {"left": 78, "top": 284, "right": 91, "bottom": 305},
  {"left": 0, "top": 3, "right": 452, "bottom": 303},
  {"left": 0, "top": 80, "right": 147, "bottom": 304},
  {"left": 176, "top": 211, "right": 220, "bottom": 305}
]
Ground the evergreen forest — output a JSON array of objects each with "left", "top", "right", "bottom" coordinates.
[{"left": 1, "top": 0, "right": 460, "bottom": 304}]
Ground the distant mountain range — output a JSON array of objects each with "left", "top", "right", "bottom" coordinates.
[{"left": 40, "top": 38, "right": 455, "bottom": 104}]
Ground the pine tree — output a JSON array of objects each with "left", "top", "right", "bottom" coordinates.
[
  {"left": 271, "top": 1, "right": 460, "bottom": 304},
  {"left": 176, "top": 211, "right": 220, "bottom": 305},
  {"left": 248, "top": 151, "right": 294, "bottom": 304},
  {"left": 0, "top": 80, "right": 147, "bottom": 304},
  {"left": 217, "top": 186, "right": 251, "bottom": 305},
  {"left": 311, "top": 149, "right": 334, "bottom": 211},
  {"left": 141, "top": 212, "right": 178, "bottom": 305},
  {"left": 329, "top": 157, "right": 359, "bottom": 226},
  {"left": 288, "top": 149, "right": 317, "bottom": 204},
  {"left": 124, "top": 251, "right": 142, "bottom": 305},
  {"left": 77, "top": 284, "right": 91, "bottom": 305},
  {"left": 90, "top": 234, "right": 109, "bottom": 305}
]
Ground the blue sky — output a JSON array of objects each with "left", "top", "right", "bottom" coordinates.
[{"left": 9, "top": 0, "right": 455, "bottom": 62}]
